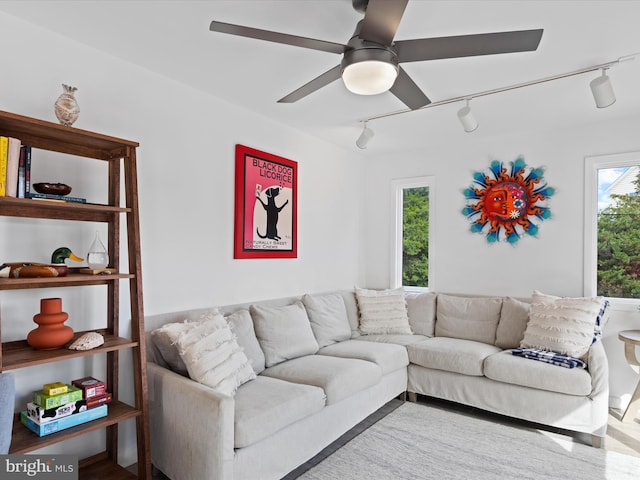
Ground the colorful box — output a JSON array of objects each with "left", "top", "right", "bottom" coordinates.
[
  {"left": 71, "top": 376, "right": 106, "bottom": 400},
  {"left": 27, "top": 400, "right": 85, "bottom": 424},
  {"left": 43, "top": 382, "right": 68, "bottom": 396},
  {"left": 83, "top": 392, "right": 112, "bottom": 409},
  {"left": 33, "top": 385, "right": 82, "bottom": 409},
  {"left": 21, "top": 404, "right": 108, "bottom": 437}
]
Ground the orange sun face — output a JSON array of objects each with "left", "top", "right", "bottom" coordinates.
[{"left": 462, "top": 157, "right": 554, "bottom": 244}]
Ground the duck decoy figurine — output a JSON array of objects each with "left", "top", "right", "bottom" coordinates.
[{"left": 0, "top": 247, "right": 84, "bottom": 278}]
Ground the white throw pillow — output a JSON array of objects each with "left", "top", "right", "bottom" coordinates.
[
  {"left": 355, "top": 287, "right": 412, "bottom": 335},
  {"left": 150, "top": 311, "right": 220, "bottom": 375},
  {"left": 302, "top": 293, "right": 352, "bottom": 348},
  {"left": 520, "top": 291, "right": 605, "bottom": 360},
  {"left": 176, "top": 311, "right": 256, "bottom": 396},
  {"left": 250, "top": 301, "right": 319, "bottom": 368},
  {"left": 435, "top": 294, "right": 503, "bottom": 345}
]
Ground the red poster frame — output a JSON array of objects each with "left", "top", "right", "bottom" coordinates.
[{"left": 234, "top": 144, "right": 298, "bottom": 259}]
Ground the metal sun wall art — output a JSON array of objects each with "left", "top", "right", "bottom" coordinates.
[{"left": 462, "top": 157, "right": 555, "bottom": 244}]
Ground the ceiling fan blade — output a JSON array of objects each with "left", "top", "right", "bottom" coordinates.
[
  {"left": 389, "top": 66, "right": 431, "bottom": 110},
  {"left": 395, "top": 29, "right": 543, "bottom": 63},
  {"left": 359, "top": 0, "right": 409, "bottom": 46},
  {"left": 278, "top": 65, "right": 343, "bottom": 103},
  {"left": 209, "top": 21, "right": 347, "bottom": 54}
]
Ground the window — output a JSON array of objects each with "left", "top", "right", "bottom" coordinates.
[
  {"left": 391, "top": 176, "right": 434, "bottom": 290},
  {"left": 584, "top": 152, "right": 640, "bottom": 299}
]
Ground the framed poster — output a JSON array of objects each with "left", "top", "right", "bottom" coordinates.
[{"left": 234, "top": 144, "right": 297, "bottom": 259}]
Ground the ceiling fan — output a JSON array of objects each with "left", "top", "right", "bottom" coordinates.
[{"left": 209, "top": 0, "right": 543, "bottom": 110}]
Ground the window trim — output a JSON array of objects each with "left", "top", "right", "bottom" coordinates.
[
  {"left": 390, "top": 176, "right": 434, "bottom": 290},
  {"left": 584, "top": 151, "right": 640, "bottom": 301}
]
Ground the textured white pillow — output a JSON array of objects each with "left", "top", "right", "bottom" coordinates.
[
  {"left": 250, "top": 301, "right": 319, "bottom": 368},
  {"left": 302, "top": 293, "right": 352, "bottom": 348},
  {"left": 176, "top": 311, "right": 256, "bottom": 396},
  {"left": 355, "top": 287, "right": 412, "bottom": 335},
  {"left": 150, "top": 312, "right": 219, "bottom": 375},
  {"left": 520, "top": 291, "right": 604, "bottom": 360}
]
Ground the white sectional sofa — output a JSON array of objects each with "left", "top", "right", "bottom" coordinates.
[{"left": 144, "top": 289, "right": 609, "bottom": 480}]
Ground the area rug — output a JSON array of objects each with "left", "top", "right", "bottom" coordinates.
[{"left": 296, "top": 402, "right": 640, "bottom": 480}]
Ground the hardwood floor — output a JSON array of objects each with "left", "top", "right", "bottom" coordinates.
[{"left": 135, "top": 396, "right": 640, "bottom": 479}]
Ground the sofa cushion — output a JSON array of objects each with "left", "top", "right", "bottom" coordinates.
[
  {"left": 408, "top": 337, "right": 501, "bottom": 376},
  {"left": 302, "top": 293, "right": 352, "bottom": 348},
  {"left": 355, "top": 287, "right": 412, "bottom": 335},
  {"left": 226, "top": 309, "right": 266, "bottom": 375},
  {"left": 495, "top": 297, "right": 531, "bottom": 349},
  {"left": 484, "top": 350, "right": 592, "bottom": 396},
  {"left": 520, "top": 291, "right": 605, "bottom": 360},
  {"left": 435, "top": 294, "right": 502, "bottom": 345},
  {"left": 354, "top": 333, "right": 429, "bottom": 347},
  {"left": 261, "top": 355, "right": 382, "bottom": 405},
  {"left": 405, "top": 291, "right": 437, "bottom": 336},
  {"left": 234, "top": 376, "right": 326, "bottom": 448},
  {"left": 176, "top": 312, "right": 256, "bottom": 396},
  {"left": 251, "top": 301, "right": 319, "bottom": 368},
  {"left": 318, "top": 339, "right": 408, "bottom": 375}
]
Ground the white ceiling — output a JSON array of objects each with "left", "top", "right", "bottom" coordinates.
[{"left": 2, "top": 0, "right": 640, "bottom": 153}]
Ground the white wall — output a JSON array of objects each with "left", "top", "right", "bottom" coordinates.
[
  {"left": 0, "top": 12, "right": 365, "bottom": 465},
  {"left": 363, "top": 115, "right": 640, "bottom": 409}
]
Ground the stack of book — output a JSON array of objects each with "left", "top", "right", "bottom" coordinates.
[{"left": 21, "top": 379, "right": 112, "bottom": 437}]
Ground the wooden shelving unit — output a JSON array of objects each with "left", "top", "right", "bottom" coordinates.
[{"left": 0, "top": 110, "right": 150, "bottom": 479}]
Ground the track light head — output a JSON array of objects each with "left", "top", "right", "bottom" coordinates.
[
  {"left": 457, "top": 99, "right": 479, "bottom": 133},
  {"left": 590, "top": 69, "right": 616, "bottom": 108},
  {"left": 356, "top": 121, "right": 374, "bottom": 149}
]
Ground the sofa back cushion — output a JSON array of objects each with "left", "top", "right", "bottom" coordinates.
[
  {"left": 495, "top": 297, "right": 531, "bottom": 349},
  {"left": 251, "top": 301, "right": 319, "bottom": 367},
  {"left": 520, "top": 291, "right": 605, "bottom": 360},
  {"left": 355, "top": 287, "right": 413, "bottom": 335},
  {"left": 405, "top": 291, "right": 437, "bottom": 336},
  {"left": 435, "top": 294, "right": 503, "bottom": 344},
  {"left": 227, "top": 309, "right": 266, "bottom": 375},
  {"left": 302, "top": 293, "right": 352, "bottom": 348}
]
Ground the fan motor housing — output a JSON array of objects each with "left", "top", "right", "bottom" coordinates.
[{"left": 340, "top": 46, "right": 399, "bottom": 74}]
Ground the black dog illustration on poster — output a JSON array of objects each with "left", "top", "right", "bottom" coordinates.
[{"left": 256, "top": 185, "right": 289, "bottom": 241}]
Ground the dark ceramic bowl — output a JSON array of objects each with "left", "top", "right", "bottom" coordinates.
[{"left": 33, "top": 183, "right": 72, "bottom": 196}]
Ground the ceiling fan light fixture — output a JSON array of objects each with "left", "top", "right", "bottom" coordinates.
[
  {"left": 590, "top": 69, "right": 616, "bottom": 108},
  {"left": 342, "top": 60, "right": 399, "bottom": 95}
]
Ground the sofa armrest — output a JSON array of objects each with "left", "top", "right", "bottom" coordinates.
[
  {"left": 147, "top": 362, "right": 235, "bottom": 480},
  {"left": 588, "top": 340, "right": 609, "bottom": 399}
]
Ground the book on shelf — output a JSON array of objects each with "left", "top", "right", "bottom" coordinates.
[
  {"left": 20, "top": 404, "right": 108, "bottom": 437},
  {"left": 17, "top": 145, "right": 26, "bottom": 198},
  {"left": 5, "top": 137, "right": 21, "bottom": 197},
  {"left": 0, "top": 136, "right": 7, "bottom": 196},
  {"left": 27, "top": 192, "right": 87, "bottom": 203},
  {"left": 23, "top": 144, "right": 32, "bottom": 196}
]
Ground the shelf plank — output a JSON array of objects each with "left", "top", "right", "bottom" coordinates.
[
  {"left": 0, "top": 196, "right": 130, "bottom": 222},
  {"left": 9, "top": 401, "right": 140, "bottom": 454},
  {"left": 2, "top": 334, "right": 138, "bottom": 370},
  {"left": 0, "top": 109, "right": 139, "bottom": 160},
  {"left": 80, "top": 454, "right": 138, "bottom": 480},
  {"left": 0, "top": 273, "right": 134, "bottom": 290}
]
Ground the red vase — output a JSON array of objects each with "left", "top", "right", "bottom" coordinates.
[{"left": 27, "top": 298, "right": 74, "bottom": 350}]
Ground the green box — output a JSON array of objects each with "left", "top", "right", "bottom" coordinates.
[{"left": 33, "top": 385, "right": 82, "bottom": 409}]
